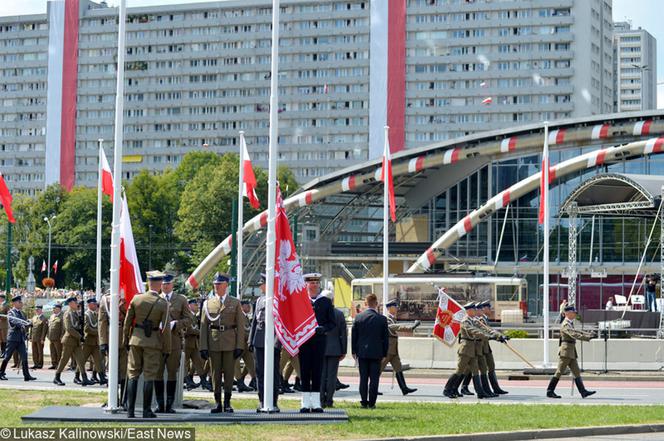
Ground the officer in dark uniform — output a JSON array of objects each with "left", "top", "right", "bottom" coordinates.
[
  {"left": 299, "top": 273, "right": 336, "bottom": 413},
  {"left": 0, "top": 295, "right": 36, "bottom": 381}
]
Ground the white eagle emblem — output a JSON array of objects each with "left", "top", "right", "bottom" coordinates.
[{"left": 277, "top": 239, "right": 306, "bottom": 297}]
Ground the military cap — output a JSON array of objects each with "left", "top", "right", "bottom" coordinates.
[
  {"left": 479, "top": 300, "right": 491, "bottom": 308},
  {"left": 240, "top": 300, "right": 251, "bottom": 305},
  {"left": 53, "top": 303, "right": 62, "bottom": 309},
  {"left": 463, "top": 301, "right": 476, "bottom": 310},
  {"left": 162, "top": 273, "right": 175, "bottom": 283},
  {"left": 86, "top": 298, "right": 97, "bottom": 304},
  {"left": 187, "top": 298, "right": 197, "bottom": 305},
  {"left": 35, "top": 305, "right": 43, "bottom": 310},
  {"left": 213, "top": 273, "right": 230, "bottom": 284},
  {"left": 386, "top": 299, "right": 399, "bottom": 308},
  {"left": 65, "top": 296, "right": 78, "bottom": 304},
  {"left": 303, "top": 273, "right": 322, "bottom": 281},
  {"left": 146, "top": 270, "right": 166, "bottom": 281},
  {"left": 11, "top": 295, "right": 22, "bottom": 303},
  {"left": 564, "top": 304, "right": 577, "bottom": 313},
  {"left": 259, "top": 273, "right": 267, "bottom": 284}
]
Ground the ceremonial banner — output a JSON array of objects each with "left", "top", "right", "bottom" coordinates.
[
  {"left": 119, "top": 195, "right": 144, "bottom": 304},
  {"left": 273, "top": 186, "right": 317, "bottom": 356},
  {"left": 432, "top": 287, "right": 466, "bottom": 346}
]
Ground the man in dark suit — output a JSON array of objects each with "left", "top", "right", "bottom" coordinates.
[
  {"left": 320, "top": 289, "right": 347, "bottom": 408},
  {"left": 0, "top": 295, "right": 36, "bottom": 382},
  {"left": 352, "top": 293, "right": 389, "bottom": 409}
]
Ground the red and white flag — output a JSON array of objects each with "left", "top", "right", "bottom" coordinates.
[
  {"left": 273, "top": 185, "right": 317, "bottom": 356},
  {"left": 538, "top": 156, "right": 549, "bottom": 225},
  {"left": 100, "top": 147, "right": 114, "bottom": 202},
  {"left": 481, "top": 97, "right": 493, "bottom": 105},
  {"left": 41, "top": 260, "right": 46, "bottom": 272},
  {"left": 241, "top": 137, "right": 260, "bottom": 209},
  {"left": 0, "top": 172, "right": 15, "bottom": 224},
  {"left": 119, "top": 195, "right": 144, "bottom": 304},
  {"left": 380, "top": 133, "right": 397, "bottom": 222},
  {"left": 52, "top": 260, "right": 58, "bottom": 274},
  {"left": 432, "top": 287, "right": 466, "bottom": 347}
]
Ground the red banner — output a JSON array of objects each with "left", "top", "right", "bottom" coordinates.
[{"left": 432, "top": 287, "right": 466, "bottom": 347}]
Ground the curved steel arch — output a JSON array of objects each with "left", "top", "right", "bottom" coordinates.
[
  {"left": 187, "top": 111, "right": 664, "bottom": 289},
  {"left": 407, "top": 137, "right": 664, "bottom": 273}
]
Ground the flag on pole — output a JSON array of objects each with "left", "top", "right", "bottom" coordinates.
[
  {"left": 52, "top": 260, "right": 58, "bottom": 274},
  {"left": 0, "top": 172, "right": 15, "bottom": 224},
  {"left": 481, "top": 97, "right": 493, "bottom": 105},
  {"left": 241, "top": 137, "right": 260, "bottom": 209},
  {"left": 380, "top": 134, "right": 397, "bottom": 222},
  {"left": 538, "top": 156, "right": 549, "bottom": 225},
  {"left": 432, "top": 287, "right": 466, "bottom": 346},
  {"left": 273, "top": 185, "right": 317, "bottom": 356},
  {"left": 41, "top": 260, "right": 46, "bottom": 272},
  {"left": 119, "top": 194, "right": 144, "bottom": 304},
  {"left": 100, "top": 147, "right": 114, "bottom": 202}
]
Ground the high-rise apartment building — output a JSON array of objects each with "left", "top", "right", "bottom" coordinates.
[{"left": 613, "top": 21, "right": 657, "bottom": 112}]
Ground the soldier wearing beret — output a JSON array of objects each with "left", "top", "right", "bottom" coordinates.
[
  {"left": 0, "top": 295, "right": 36, "bottom": 381},
  {"left": 47, "top": 303, "right": 64, "bottom": 369},
  {"left": 547, "top": 304, "right": 596, "bottom": 399},
  {"left": 381, "top": 299, "right": 419, "bottom": 396},
  {"left": 54, "top": 297, "right": 93, "bottom": 386}
]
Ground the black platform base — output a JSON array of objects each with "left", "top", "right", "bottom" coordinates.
[
  {"left": 22, "top": 406, "right": 348, "bottom": 425},
  {"left": 523, "top": 368, "right": 557, "bottom": 376}
]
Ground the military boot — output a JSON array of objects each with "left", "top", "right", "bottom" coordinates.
[
  {"left": 142, "top": 381, "right": 157, "bottom": 418},
  {"left": 53, "top": 373, "right": 65, "bottom": 386},
  {"left": 90, "top": 372, "right": 100, "bottom": 385},
  {"left": 73, "top": 372, "right": 81, "bottom": 385},
  {"left": 481, "top": 374, "right": 498, "bottom": 398},
  {"left": 126, "top": 379, "right": 138, "bottom": 418},
  {"left": 80, "top": 372, "right": 94, "bottom": 387},
  {"left": 443, "top": 374, "right": 459, "bottom": 398},
  {"left": 236, "top": 378, "right": 252, "bottom": 393},
  {"left": 395, "top": 372, "right": 417, "bottom": 395},
  {"left": 210, "top": 391, "right": 223, "bottom": 414},
  {"left": 488, "top": 371, "right": 508, "bottom": 394},
  {"left": 154, "top": 380, "right": 166, "bottom": 413},
  {"left": 574, "top": 377, "right": 596, "bottom": 398},
  {"left": 165, "top": 380, "right": 177, "bottom": 413},
  {"left": 547, "top": 377, "right": 561, "bottom": 398},
  {"left": 460, "top": 373, "right": 474, "bottom": 396},
  {"left": 473, "top": 375, "right": 490, "bottom": 399},
  {"left": 223, "top": 392, "right": 234, "bottom": 413},
  {"left": 98, "top": 372, "right": 108, "bottom": 386}
]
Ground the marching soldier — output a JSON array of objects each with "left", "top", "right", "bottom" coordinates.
[
  {"left": 547, "top": 304, "right": 596, "bottom": 399},
  {"left": 183, "top": 298, "right": 209, "bottom": 390},
  {"left": 47, "top": 303, "right": 64, "bottom": 369},
  {"left": 381, "top": 299, "right": 419, "bottom": 396},
  {"left": 29, "top": 305, "right": 48, "bottom": 369},
  {"left": 0, "top": 295, "right": 36, "bottom": 381},
  {"left": 155, "top": 273, "right": 192, "bottom": 414},
  {"left": 0, "top": 293, "right": 8, "bottom": 357},
  {"left": 235, "top": 299, "right": 256, "bottom": 393},
  {"left": 199, "top": 273, "right": 246, "bottom": 413},
  {"left": 478, "top": 300, "right": 509, "bottom": 394},
  {"left": 123, "top": 270, "right": 171, "bottom": 419},
  {"left": 99, "top": 292, "right": 128, "bottom": 408},
  {"left": 53, "top": 297, "right": 93, "bottom": 386},
  {"left": 82, "top": 298, "right": 106, "bottom": 385}
]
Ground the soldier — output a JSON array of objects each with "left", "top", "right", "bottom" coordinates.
[
  {"left": 249, "top": 273, "right": 281, "bottom": 412},
  {"left": 320, "top": 289, "right": 347, "bottom": 408},
  {"left": 443, "top": 302, "right": 501, "bottom": 399},
  {"left": 299, "top": 273, "right": 336, "bottom": 413},
  {"left": 53, "top": 297, "right": 93, "bottom": 386},
  {"left": 0, "top": 293, "right": 8, "bottom": 358},
  {"left": 381, "top": 299, "right": 419, "bottom": 396},
  {"left": 547, "top": 304, "right": 596, "bottom": 399},
  {"left": 123, "top": 270, "right": 171, "bottom": 419},
  {"left": 99, "top": 292, "right": 128, "bottom": 408},
  {"left": 199, "top": 273, "right": 246, "bottom": 413},
  {"left": 235, "top": 299, "right": 256, "bottom": 393},
  {"left": 279, "top": 348, "right": 299, "bottom": 393},
  {"left": 47, "top": 303, "right": 64, "bottom": 369},
  {"left": 29, "top": 305, "right": 48, "bottom": 369},
  {"left": 478, "top": 300, "right": 509, "bottom": 394},
  {"left": 82, "top": 298, "right": 106, "bottom": 386},
  {"left": 155, "top": 273, "right": 192, "bottom": 414},
  {"left": 0, "top": 295, "right": 36, "bottom": 381},
  {"left": 183, "top": 298, "right": 208, "bottom": 391}
]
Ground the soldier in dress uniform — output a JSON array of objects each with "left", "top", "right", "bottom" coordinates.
[
  {"left": 235, "top": 299, "right": 256, "bottom": 392},
  {"left": 443, "top": 302, "right": 500, "bottom": 399},
  {"left": 381, "top": 299, "right": 419, "bottom": 396},
  {"left": 0, "top": 293, "right": 9, "bottom": 358},
  {"left": 249, "top": 273, "right": 281, "bottom": 412},
  {"left": 478, "top": 300, "right": 509, "bottom": 394},
  {"left": 0, "top": 295, "right": 36, "bottom": 381},
  {"left": 299, "top": 273, "right": 336, "bottom": 413},
  {"left": 53, "top": 297, "right": 93, "bottom": 386},
  {"left": 29, "top": 305, "right": 48, "bottom": 369},
  {"left": 99, "top": 292, "right": 128, "bottom": 408},
  {"left": 123, "top": 270, "right": 171, "bottom": 418},
  {"left": 547, "top": 304, "right": 596, "bottom": 399},
  {"left": 82, "top": 298, "right": 106, "bottom": 385},
  {"left": 183, "top": 298, "right": 208, "bottom": 390},
  {"left": 319, "top": 288, "right": 347, "bottom": 408},
  {"left": 155, "top": 273, "right": 192, "bottom": 414},
  {"left": 199, "top": 273, "right": 246, "bottom": 413},
  {"left": 47, "top": 303, "right": 64, "bottom": 369}
]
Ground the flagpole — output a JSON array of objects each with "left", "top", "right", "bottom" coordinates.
[
  {"left": 107, "top": 0, "right": 127, "bottom": 411},
  {"left": 237, "top": 132, "right": 245, "bottom": 300},
  {"left": 382, "top": 125, "right": 390, "bottom": 315},
  {"left": 262, "top": 0, "right": 280, "bottom": 413},
  {"left": 543, "top": 122, "right": 550, "bottom": 368},
  {"left": 96, "top": 139, "right": 103, "bottom": 302}
]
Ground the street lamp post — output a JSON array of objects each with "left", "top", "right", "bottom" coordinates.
[
  {"left": 43, "top": 215, "right": 55, "bottom": 278},
  {"left": 631, "top": 63, "right": 649, "bottom": 109}
]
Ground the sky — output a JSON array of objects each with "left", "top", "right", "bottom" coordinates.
[{"left": 1, "top": 0, "right": 662, "bottom": 107}]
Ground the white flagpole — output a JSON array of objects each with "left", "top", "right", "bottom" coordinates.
[
  {"left": 263, "top": 0, "right": 280, "bottom": 413},
  {"left": 543, "top": 122, "right": 550, "bottom": 367},
  {"left": 382, "top": 126, "right": 390, "bottom": 315},
  {"left": 96, "top": 139, "right": 103, "bottom": 302},
  {"left": 237, "top": 131, "right": 245, "bottom": 300},
  {"left": 107, "top": 0, "right": 127, "bottom": 411}
]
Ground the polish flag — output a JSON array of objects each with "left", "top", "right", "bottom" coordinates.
[
  {"left": 52, "top": 260, "right": 59, "bottom": 274},
  {"left": 100, "top": 147, "right": 114, "bottom": 202},
  {"left": 0, "top": 172, "right": 15, "bottom": 224},
  {"left": 119, "top": 195, "right": 144, "bottom": 304},
  {"left": 41, "top": 260, "right": 46, "bottom": 272},
  {"left": 481, "top": 97, "right": 493, "bottom": 105},
  {"left": 380, "top": 131, "right": 397, "bottom": 222},
  {"left": 241, "top": 137, "right": 260, "bottom": 209}
]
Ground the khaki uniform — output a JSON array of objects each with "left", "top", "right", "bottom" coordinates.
[
  {"left": 280, "top": 348, "right": 300, "bottom": 381},
  {"left": 381, "top": 313, "right": 415, "bottom": 373},
  {"left": 184, "top": 313, "right": 204, "bottom": 377},
  {"left": 478, "top": 315, "right": 502, "bottom": 372},
  {"left": 454, "top": 316, "right": 492, "bottom": 376},
  {"left": 0, "top": 302, "right": 9, "bottom": 346},
  {"left": 29, "top": 313, "right": 48, "bottom": 367},
  {"left": 99, "top": 295, "right": 128, "bottom": 379},
  {"left": 56, "top": 308, "right": 87, "bottom": 375},
  {"left": 123, "top": 290, "right": 171, "bottom": 381},
  {"left": 199, "top": 295, "right": 245, "bottom": 395},
  {"left": 234, "top": 311, "right": 255, "bottom": 381},
  {"left": 81, "top": 309, "right": 102, "bottom": 374},
  {"left": 554, "top": 318, "right": 593, "bottom": 379},
  {"left": 472, "top": 316, "right": 500, "bottom": 375},
  {"left": 47, "top": 311, "right": 64, "bottom": 368},
  {"left": 158, "top": 292, "right": 192, "bottom": 380}
]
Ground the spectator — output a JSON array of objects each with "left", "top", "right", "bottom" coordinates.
[
  {"left": 605, "top": 297, "right": 614, "bottom": 310},
  {"left": 645, "top": 275, "right": 658, "bottom": 312}
]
